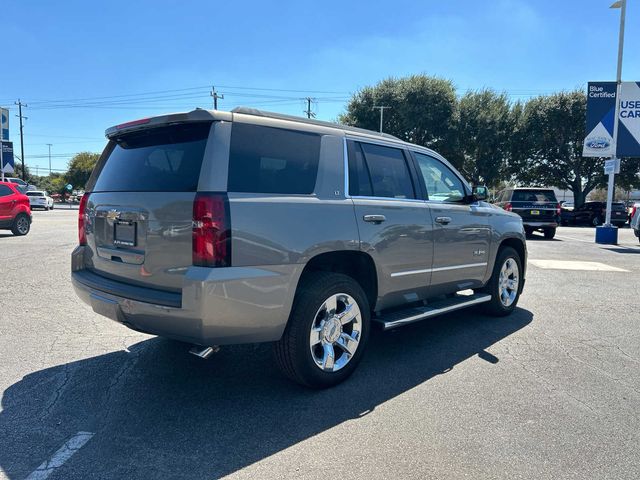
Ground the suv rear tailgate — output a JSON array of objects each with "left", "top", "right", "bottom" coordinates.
[{"left": 82, "top": 122, "right": 212, "bottom": 292}]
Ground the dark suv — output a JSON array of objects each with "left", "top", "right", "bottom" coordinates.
[
  {"left": 566, "top": 202, "right": 627, "bottom": 228},
  {"left": 494, "top": 188, "right": 559, "bottom": 239}
]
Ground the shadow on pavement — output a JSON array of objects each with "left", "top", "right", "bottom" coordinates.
[
  {"left": 0, "top": 308, "right": 532, "bottom": 479},
  {"left": 602, "top": 247, "right": 640, "bottom": 254}
]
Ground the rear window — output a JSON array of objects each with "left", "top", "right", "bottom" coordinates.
[
  {"left": 613, "top": 203, "right": 626, "bottom": 210},
  {"left": 91, "top": 123, "right": 211, "bottom": 192},
  {"left": 227, "top": 123, "right": 321, "bottom": 194},
  {"left": 26, "top": 192, "right": 44, "bottom": 196},
  {"left": 511, "top": 190, "right": 557, "bottom": 202}
]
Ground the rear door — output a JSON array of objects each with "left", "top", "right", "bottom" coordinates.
[
  {"left": 347, "top": 139, "right": 434, "bottom": 310},
  {"left": 0, "top": 184, "right": 15, "bottom": 221},
  {"left": 411, "top": 152, "right": 491, "bottom": 291},
  {"left": 510, "top": 189, "right": 558, "bottom": 224},
  {"left": 83, "top": 122, "right": 213, "bottom": 291}
]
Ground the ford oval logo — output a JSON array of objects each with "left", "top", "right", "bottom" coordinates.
[{"left": 585, "top": 137, "right": 610, "bottom": 149}]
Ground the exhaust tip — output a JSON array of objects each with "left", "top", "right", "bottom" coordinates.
[{"left": 189, "top": 345, "right": 220, "bottom": 359}]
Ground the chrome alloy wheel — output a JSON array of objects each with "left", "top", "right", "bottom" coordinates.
[
  {"left": 498, "top": 258, "right": 519, "bottom": 307},
  {"left": 309, "top": 293, "right": 362, "bottom": 372},
  {"left": 16, "top": 216, "right": 29, "bottom": 235}
]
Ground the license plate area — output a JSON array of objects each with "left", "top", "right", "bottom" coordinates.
[
  {"left": 530, "top": 210, "right": 540, "bottom": 215},
  {"left": 114, "top": 221, "right": 137, "bottom": 247}
]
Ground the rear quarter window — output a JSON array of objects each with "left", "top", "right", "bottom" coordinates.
[
  {"left": 227, "top": 123, "right": 321, "bottom": 194},
  {"left": 90, "top": 122, "right": 212, "bottom": 192}
]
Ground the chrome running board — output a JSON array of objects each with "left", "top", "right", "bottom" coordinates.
[{"left": 374, "top": 293, "right": 491, "bottom": 330}]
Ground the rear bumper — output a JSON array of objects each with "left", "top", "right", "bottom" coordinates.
[
  {"left": 523, "top": 221, "right": 558, "bottom": 228},
  {"left": 71, "top": 246, "right": 302, "bottom": 346}
]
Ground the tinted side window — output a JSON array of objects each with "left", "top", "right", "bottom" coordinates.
[
  {"left": 413, "top": 153, "right": 465, "bottom": 202},
  {"left": 347, "top": 141, "right": 372, "bottom": 197},
  {"left": 0, "top": 185, "right": 13, "bottom": 197},
  {"left": 228, "top": 123, "right": 321, "bottom": 194},
  {"left": 358, "top": 143, "right": 415, "bottom": 199}
]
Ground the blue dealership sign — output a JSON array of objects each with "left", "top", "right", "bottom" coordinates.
[
  {"left": 0, "top": 108, "right": 8, "bottom": 141},
  {"left": 583, "top": 82, "right": 616, "bottom": 157},
  {"left": 583, "top": 81, "right": 640, "bottom": 157},
  {"left": 1, "top": 141, "right": 14, "bottom": 173}
]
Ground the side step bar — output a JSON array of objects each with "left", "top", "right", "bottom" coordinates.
[{"left": 374, "top": 293, "right": 491, "bottom": 330}]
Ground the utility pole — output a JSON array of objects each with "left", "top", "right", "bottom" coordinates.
[
  {"left": 15, "top": 99, "right": 27, "bottom": 181},
  {"left": 372, "top": 105, "right": 391, "bottom": 133},
  {"left": 210, "top": 86, "right": 224, "bottom": 110},
  {"left": 303, "top": 97, "right": 316, "bottom": 119},
  {"left": 46, "top": 143, "right": 52, "bottom": 175}
]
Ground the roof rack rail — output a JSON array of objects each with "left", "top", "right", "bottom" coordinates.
[{"left": 231, "top": 107, "right": 401, "bottom": 140}]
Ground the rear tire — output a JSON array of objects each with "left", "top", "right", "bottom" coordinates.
[
  {"left": 274, "top": 272, "right": 370, "bottom": 388},
  {"left": 543, "top": 228, "right": 556, "bottom": 240},
  {"left": 11, "top": 213, "right": 30, "bottom": 236},
  {"left": 479, "top": 247, "right": 523, "bottom": 317}
]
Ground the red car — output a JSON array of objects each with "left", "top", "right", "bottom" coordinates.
[{"left": 0, "top": 181, "right": 32, "bottom": 236}]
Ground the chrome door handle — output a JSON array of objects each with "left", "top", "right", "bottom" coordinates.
[
  {"left": 363, "top": 214, "right": 386, "bottom": 224},
  {"left": 435, "top": 216, "right": 452, "bottom": 225}
]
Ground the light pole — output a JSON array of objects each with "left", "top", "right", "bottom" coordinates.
[
  {"left": 46, "top": 143, "right": 52, "bottom": 175},
  {"left": 604, "top": 0, "right": 626, "bottom": 228},
  {"left": 373, "top": 106, "right": 391, "bottom": 133}
]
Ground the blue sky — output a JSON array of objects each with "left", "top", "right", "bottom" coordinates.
[{"left": 1, "top": 0, "right": 639, "bottom": 174}]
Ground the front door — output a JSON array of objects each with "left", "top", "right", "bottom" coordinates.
[
  {"left": 346, "top": 140, "right": 434, "bottom": 310},
  {"left": 411, "top": 152, "right": 491, "bottom": 293}
]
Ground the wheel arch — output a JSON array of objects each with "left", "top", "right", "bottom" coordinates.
[{"left": 296, "top": 250, "right": 378, "bottom": 312}]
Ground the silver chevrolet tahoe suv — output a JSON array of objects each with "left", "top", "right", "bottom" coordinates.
[{"left": 72, "top": 107, "right": 527, "bottom": 388}]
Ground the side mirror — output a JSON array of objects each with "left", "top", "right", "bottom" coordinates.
[{"left": 472, "top": 185, "right": 488, "bottom": 201}]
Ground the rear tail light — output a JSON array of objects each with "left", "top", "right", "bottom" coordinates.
[
  {"left": 556, "top": 203, "right": 562, "bottom": 216},
  {"left": 504, "top": 202, "right": 512, "bottom": 212},
  {"left": 192, "top": 192, "right": 231, "bottom": 267},
  {"left": 630, "top": 206, "right": 637, "bottom": 219},
  {"left": 78, "top": 194, "right": 90, "bottom": 245}
]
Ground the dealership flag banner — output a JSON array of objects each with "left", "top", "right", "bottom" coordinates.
[
  {"left": 1, "top": 141, "right": 14, "bottom": 173},
  {"left": 583, "top": 81, "right": 640, "bottom": 158},
  {"left": 0, "top": 108, "right": 8, "bottom": 141}
]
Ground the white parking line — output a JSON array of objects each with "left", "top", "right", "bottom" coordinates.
[
  {"left": 25, "top": 432, "right": 94, "bottom": 480},
  {"left": 529, "top": 259, "right": 629, "bottom": 272}
]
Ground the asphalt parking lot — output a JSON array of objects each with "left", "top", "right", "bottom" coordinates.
[{"left": 1, "top": 210, "right": 639, "bottom": 480}]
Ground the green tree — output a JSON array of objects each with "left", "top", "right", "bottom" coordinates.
[
  {"left": 35, "top": 172, "right": 67, "bottom": 195},
  {"left": 510, "top": 91, "right": 604, "bottom": 207},
  {"left": 339, "top": 75, "right": 460, "bottom": 165},
  {"left": 457, "top": 89, "right": 512, "bottom": 187},
  {"left": 65, "top": 152, "right": 100, "bottom": 190}
]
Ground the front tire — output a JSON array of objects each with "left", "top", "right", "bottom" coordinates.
[
  {"left": 274, "top": 272, "right": 370, "bottom": 388},
  {"left": 11, "top": 213, "right": 30, "bottom": 236},
  {"left": 480, "top": 247, "right": 523, "bottom": 317}
]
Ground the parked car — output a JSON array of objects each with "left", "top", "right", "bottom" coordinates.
[
  {"left": 494, "top": 187, "right": 560, "bottom": 239},
  {"left": 3, "top": 177, "right": 37, "bottom": 191},
  {"left": 566, "top": 201, "right": 627, "bottom": 227},
  {"left": 631, "top": 206, "right": 640, "bottom": 243},
  {"left": 0, "top": 181, "right": 32, "bottom": 235},
  {"left": 71, "top": 108, "right": 527, "bottom": 388},
  {"left": 626, "top": 201, "right": 639, "bottom": 224},
  {"left": 25, "top": 190, "right": 54, "bottom": 210}
]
